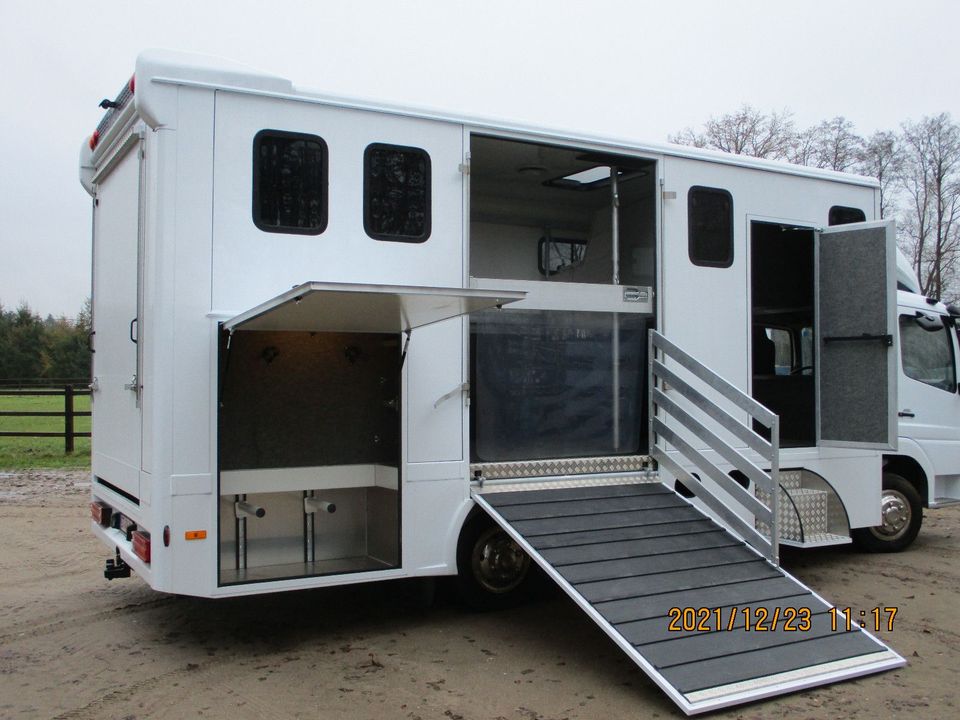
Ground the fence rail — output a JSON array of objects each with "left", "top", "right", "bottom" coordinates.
[{"left": 0, "top": 384, "right": 92, "bottom": 453}]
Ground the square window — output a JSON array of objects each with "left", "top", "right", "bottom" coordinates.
[
  {"left": 828, "top": 205, "right": 866, "bottom": 226},
  {"left": 688, "top": 186, "right": 733, "bottom": 268},
  {"left": 252, "top": 130, "right": 327, "bottom": 235},
  {"left": 364, "top": 144, "right": 431, "bottom": 242}
]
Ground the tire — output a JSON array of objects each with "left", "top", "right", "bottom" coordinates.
[
  {"left": 852, "top": 472, "right": 923, "bottom": 552},
  {"left": 456, "top": 512, "right": 533, "bottom": 611}
]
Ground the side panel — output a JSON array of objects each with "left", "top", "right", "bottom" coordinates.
[
  {"left": 817, "top": 221, "right": 897, "bottom": 449},
  {"left": 659, "top": 155, "right": 874, "bottom": 444},
  {"left": 211, "top": 92, "right": 464, "bottom": 309},
  {"left": 210, "top": 91, "right": 467, "bottom": 585},
  {"left": 91, "top": 138, "right": 143, "bottom": 500}
]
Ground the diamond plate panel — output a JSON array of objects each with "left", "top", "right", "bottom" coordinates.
[{"left": 470, "top": 455, "right": 651, "bottom": 481}]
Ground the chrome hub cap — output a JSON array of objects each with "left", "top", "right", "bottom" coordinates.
[
  {"left": 873, "top": 489, "right": 911, "bottom": 539},
  {"left": 472, "top": 527, "right": 530, "bottom": 594}
]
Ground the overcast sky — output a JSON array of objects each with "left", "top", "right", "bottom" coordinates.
[{"left": 2, "top": 0, "right": 959, "bottom": 318}]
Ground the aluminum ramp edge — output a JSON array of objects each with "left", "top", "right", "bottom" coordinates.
[{"left": 471, "top": 486, "right": 905, "bottom": 715}]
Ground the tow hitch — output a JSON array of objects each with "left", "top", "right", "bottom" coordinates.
[{"left": 104, "top": 548, "right": 131, "bottom": 580}]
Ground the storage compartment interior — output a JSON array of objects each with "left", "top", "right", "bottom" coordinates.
[
  {"left": 469, "top": 135, "right": 657, "bottom": 286},
  {"left": 218, "top": 329, "right": 400, "bottom": 584}
]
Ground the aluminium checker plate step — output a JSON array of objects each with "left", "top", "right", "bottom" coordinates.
[{"left": 472, "top": 480, "right": 904, "bottom": 715}]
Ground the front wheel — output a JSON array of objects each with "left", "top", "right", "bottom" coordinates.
[
  {"left": 852, "top": 472, "right": 923, "bottom": 552},
  {"left": 456, "top": 513, "right": 532, "bottom": 610}
]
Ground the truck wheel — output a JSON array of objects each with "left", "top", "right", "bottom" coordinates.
[
  {"left": 852, "top": 473, "right": 922, "bottom": 552},
  {"left": 456, "top": 512, "right": 532, "bottom": 610}
]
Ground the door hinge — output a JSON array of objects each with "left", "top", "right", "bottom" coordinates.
[{"left": 458, "top": 160, "right": 471, "bottom": 175}]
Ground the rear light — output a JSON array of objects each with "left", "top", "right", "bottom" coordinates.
[
  {"left": 128, "top": 74, "right": 135, "bottom": 94},
  {"left": 88, "top": 130, "right": 100, "bottom": 150},
  {"left": 132, "top": 530, "right": 151, "bottom": 564},
  {"left": 112, "top": 513, "right": 138, "bottom": 541},
  {"left": 163, "top": 525, "right": 170, "bottom": 547},
  {"left": 91, "top": 501, "right": 112, "bottom": 526}
]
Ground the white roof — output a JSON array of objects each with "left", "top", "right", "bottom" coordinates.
[{"left": 134, "top": 49, "right": 878, "bottom": 189}]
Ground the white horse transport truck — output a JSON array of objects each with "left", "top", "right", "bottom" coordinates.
[{"left": 79, "top": 50, "right": 960, "bottom": 715}]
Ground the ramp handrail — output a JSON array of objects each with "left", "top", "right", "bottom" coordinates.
[{"left": 649, "top": 331, "right": 780, "bottom": 565}]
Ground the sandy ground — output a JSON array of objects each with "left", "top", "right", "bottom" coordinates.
[{"left": 0, "top": 470, "right": 958, "bottom": 720}]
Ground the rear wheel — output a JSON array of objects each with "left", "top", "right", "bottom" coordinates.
[
  {"left": 852, "top": 472, "right": 923, "bottom": 552},
  {"left": 456, "top": 513, "right": 532, "bottom": 610}
]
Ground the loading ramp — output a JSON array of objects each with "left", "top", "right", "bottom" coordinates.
[{"left": 472, "top": 479, "right": 904, "bottom": 715}]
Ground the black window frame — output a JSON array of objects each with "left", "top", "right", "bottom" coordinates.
[
  {"left": 828, "top": 205, "right": 867, "bottom": 226},
  {"left": 252, "top": 129, "right": 328, "bottom": 236},
  {"left": 688, "top": 186, "right": 734, "bottom": 268},
  {"left": 363, "top": 142, "right": 432, "bottom": 243}
]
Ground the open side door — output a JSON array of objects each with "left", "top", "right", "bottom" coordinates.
[
  {"left": 217, "top": 281, "right": 524, "bottom": 586},
  {"left": 223, "top": 281, "right": 525, "bottom": 335},
  {"left": 816, "top": 220, "right": 897, "bottom": 449}
]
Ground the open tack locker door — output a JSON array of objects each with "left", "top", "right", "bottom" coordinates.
[
  {"left": 218, "top": 282, "right": 523, "bottom": 585},
  {"left": 816, "top": 220, "right": 898, "bottom": 449}
]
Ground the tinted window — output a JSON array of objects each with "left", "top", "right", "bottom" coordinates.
[
  {"left": 471, "top": 310, "right": 648, "bottom": 461},
  {"left": 828, "top": 206, "right": 866, "bottom": 226},
  {"left": 900, "top": 313, "right": 957, "bottom": 392},
  {"left": 688, "top": 186, "right": 733, "bottom": 267},
  {"left": 253, "top": 130, "right": 327, "bottom": 234},
  {"left": 364, "top": 144, "right": 431, "bottom": 242}
]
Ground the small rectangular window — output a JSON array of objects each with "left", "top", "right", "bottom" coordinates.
[
  {"left": 538, "top": 237, "right": 586, "bottom": 276},
  {"left": 364, "top": 144, "right": 431, "bottom": 242},
  {"left": 252, "top": 130, "right": 328, "bottom": 235},
  {"left": 688, "top": 186, "right": 733, "bottom": 267},
  {"left": 828, "top": 206, "right": 866, "bottom": 226}
]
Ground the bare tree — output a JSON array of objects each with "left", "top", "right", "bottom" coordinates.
[
  {"left": 803, "top": 116, "right": 863, "bottom": 172},
  {"left": 858, "top": 131, "right": 903, "bottom": 219},
  {"left": 670, "top": 105, "right": 796, "bottom": 160},
  {"left": 898, "top": 113, "right": 960, "bottom": 302}
]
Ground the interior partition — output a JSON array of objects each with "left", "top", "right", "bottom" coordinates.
[{"left": 217, "top": 329, "right": 400, "bottom": 584}]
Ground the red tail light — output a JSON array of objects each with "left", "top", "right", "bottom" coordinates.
[
  {"left": 128, "top": 74, "right": 135, "bottom": 94},
  {"left": 91, "top": 501, "right": 112, "bottom": 526},
  {"left": 88, "top": 130, "right": 100, "bottom": 150},
  {"left": 132, "top": 530, "right": 151, "bottom": 564}
]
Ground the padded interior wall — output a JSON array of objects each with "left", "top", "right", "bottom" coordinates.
[
  {"left": 219, "top": 330, "right": 400, "bottom": 469},
  {"left": 469, "top": 135, "right": 656, "bottom": 286},
  {"left": 819, "top": 227, "right": 891, "bottom": 445}
]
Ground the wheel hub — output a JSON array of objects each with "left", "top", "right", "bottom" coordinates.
[
  {"left": 472, "top": 528, "right": 530, "bottom": 594},
  {"left": 874, "top": 490, "right": 911, "bottom": 538}
]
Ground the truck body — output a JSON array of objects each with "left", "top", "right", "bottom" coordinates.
[{"left": 78, "top": 49, "right": 958, "bottom": 714}]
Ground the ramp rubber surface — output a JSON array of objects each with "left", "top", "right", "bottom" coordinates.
[{"left": 472, "top": 481, "right": 904, "bottom": 715}]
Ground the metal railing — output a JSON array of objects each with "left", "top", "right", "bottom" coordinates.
[
  {"left": 0, "top": 384, "right": 92, "bottom": 454},
  {"left": 649, "top": 331, "right": 780, "bottom": 565}
]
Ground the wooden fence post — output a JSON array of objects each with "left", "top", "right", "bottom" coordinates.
[{"left": 64, "top": 384, "right": 75, "bottom": 454}]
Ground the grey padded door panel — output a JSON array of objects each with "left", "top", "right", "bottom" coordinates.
[{"left": 817, "top": 220, "right": 897, "bottom": 448}]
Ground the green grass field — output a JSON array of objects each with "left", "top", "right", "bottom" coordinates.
[{"left": 0, "top": 392, "right": 91, "bottom": 469}]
